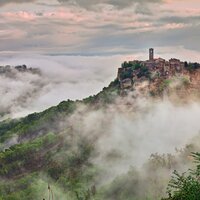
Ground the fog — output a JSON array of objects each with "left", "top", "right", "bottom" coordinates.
[
  {"left": 0, "top": 46, "right": 200, "bottom": 120},
  {"left": 44, "top": 92, "right": 200, "bottom": 199},
  {"left": 0, "top": 54, "right": 127, "bottom": 120},
  {"left": 67, "top": 96, "right": 200, "bottom": 171}
]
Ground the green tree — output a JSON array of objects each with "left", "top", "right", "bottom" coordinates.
[{"left": 163, "top": 152, "right": 200, "bottom": 200}]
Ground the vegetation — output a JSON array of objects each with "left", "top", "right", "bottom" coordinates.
[
  {"left": 120, "top": 61, "right": 150, "bottom": 80},
  {"left": 121, "top": 61, "right": 141, "bottom": 70},
  {"left": 0, "top": 132, "right": 97, "bottom": 200},
  {"left": 0, "top": 100, "right": 76, "bottom": 145},
  {"left": 181, "top": 76, "right": 190, "bottom": 87},
  {"left": 83, "top": 78, "right": 120, "bottom": 105},
  {"left": 159, "top": 79, "right": 172, "bottom": 93},
  {"left": 184, "top": 62, "right": 200, "bottom": 72},
  {"left": 163, "top": 152, "right": 200, "bottom": 200}
]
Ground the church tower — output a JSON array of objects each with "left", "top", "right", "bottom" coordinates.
[{"left": 149, "top": 48, "right": 154, "bottom": 61}]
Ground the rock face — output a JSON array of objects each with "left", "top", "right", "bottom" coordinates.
[{"left": 121, "top": 78, "right": 132, "bottom": 89}]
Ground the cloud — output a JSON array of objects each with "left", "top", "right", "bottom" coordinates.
[
  {"left": 57, "top": 0, "right": 163, "bottom": 9},
  {"left": 0, "top": 0, "right": 36, "bottom": 6},
  {"left": 1, "top": 45, "right": 200, "bottom": 121},
  {"left": 0, "top": 54, "right": 126, "bottom": 120},
  {"left": 0, "top": 0, "right": 199, "bottom": 56},
  {"left": 62, "top": 90, "right": 200, "bottom": 189},
  {"left": 159, "top": 15, "right": 200, "bottom": 25},
  {"left": 0, "top": 0, "right": 163, "bottom": 8}
]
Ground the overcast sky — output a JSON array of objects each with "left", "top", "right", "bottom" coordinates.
[
  {"left": 0, "top": 0, "right": 200, "bottom": 117},
  {"left": 0, "top": 0, "right": 199, "bottom": 57}
]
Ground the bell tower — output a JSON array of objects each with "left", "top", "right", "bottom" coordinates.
[{"left": 149, "top": 48, "right": 154, "bottom": 61}]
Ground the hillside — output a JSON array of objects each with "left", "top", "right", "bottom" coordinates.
[{"left": 1, "top": 58, "right": 200, "bottom": 200}]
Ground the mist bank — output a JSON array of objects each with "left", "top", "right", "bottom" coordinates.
[
  {"left": 1, "top": 46, "right": 200, "bottom": 120},
  {"left": 0, "top": 54, "right": 124, "bottom": 120},
  {"left": 61, "top": 94, "right": 200, "bottom": 199},
  {"left": 69, "top": 96, "right": 200, "bottom": 165}
]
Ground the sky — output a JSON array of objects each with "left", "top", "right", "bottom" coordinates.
[
  {"left": 0, "top": 0, "right": 200, "bottom": 57},
  {"left": 0, "top": 0, "right": 200, "bottom": 117}
]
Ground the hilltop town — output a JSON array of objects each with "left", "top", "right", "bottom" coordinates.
[{"left": 117, "top": 49, "right": 200, "bottom": 91}]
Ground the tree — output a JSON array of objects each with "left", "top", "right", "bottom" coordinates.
[{"left": 163, "top": 152, "right": 200, "bottom": 200}]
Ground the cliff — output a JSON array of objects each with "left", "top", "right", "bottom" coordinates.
[{"left": 117, "top": 58, "right": 200, "bottom": 100}]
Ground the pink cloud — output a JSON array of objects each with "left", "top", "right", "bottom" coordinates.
[
  {"left": 163, "top": 23, "right": 188, "bottom": 30},
  {"left": 1, "top": 11, "right": 36, "bottom": 21},
  {"left": 163, "top": 0, "right": 200, "bottom": 16},
  {"left": 0, "top": 29, "right": 25, "bottom": 39}
]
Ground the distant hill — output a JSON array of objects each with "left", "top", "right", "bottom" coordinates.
[
  {"left": 0, "top": 65, "right": 43, "bottom": 121},
  {"left": 0, "top": 65, "right": 40, "bottom": 75}
]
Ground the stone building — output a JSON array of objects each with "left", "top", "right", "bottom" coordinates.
[{"left": 149, "top": 48, "right": 154, "bottom": 61}]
